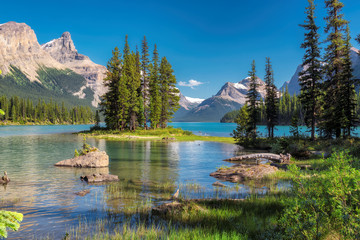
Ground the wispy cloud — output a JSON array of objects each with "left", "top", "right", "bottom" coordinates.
[{"left": 178, "top": 79, "right": 204, "bottom": 89}]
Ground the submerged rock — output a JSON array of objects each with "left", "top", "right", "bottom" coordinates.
[
  {"left": 80, "top": 173, "right": 119, "bottom": 183},
  {"left": 212, "top": 181, "right": 226, "bottom": 187},
  {"left": 55, "top": 151, "right": 109, "bottom": 168},
  {"left": 75, "top": 189, "right": 90, "bottom": 196},
  {"left": 210, "top": 164, "right": 278, "bottom": 183}
]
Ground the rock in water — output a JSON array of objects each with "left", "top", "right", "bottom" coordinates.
[
  {"left": 80, "top": 173, "right": 119, "bottom": 183},
  {"left": 212, "top": 181, "right": 226, "bottom": 187},
  {"left": 75, "top": 189, "right": 90, "bottom": 196},
  {"left": 55, "top": 151, "right": 109, "bottom": 168}
]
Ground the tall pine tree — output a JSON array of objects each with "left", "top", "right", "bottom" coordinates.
[
  {"left": 141, "top": 36, "right": 150, "bottom": 129},
  {"left": 341, "top": 25, "right": 357, "bottom": 137},
  {"left": 100, "top": 47, "right": 122, "bottom": 129},
  {"left": 264, "top": 57, "right": 278, "bottom": 138},
  {"left": 159, "top": 57, "right": 180, "bottom": 128},
  {"left": 246, "top": 60, "right": 259, "bottom": 140},
  {"left": 299, "top": 0, "right": 322, "bottom": 140},
  {"left": 149, "top": 44, "right": 161, "bottom": 128},
  {"left": 321, "top": 0, "right": 348, "bottom": 138}
]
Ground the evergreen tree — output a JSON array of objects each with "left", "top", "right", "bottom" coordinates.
[
  {"left": 100, "top": 47, "right": 123, "bottom": 130},
  {"left": 246, "top": 60, "right": 259, "bottom": 140},
  {"left": 298, "top": 0, "right": 322, "bottom": 141},
  {"left": 290, "top": 114, "right": 300, "bottom": 138},
  {"left": 149, "top": 44, "right": 161, "bottom": 128},
  {"left": 233, "top": 104, "right": 251, "bottom": 145},
  {"left": 123, "top": 52, "right": 141, "bottom": 130},
  {"left": 95, "top": 110, "right": 100, "bottom": 127},
  {"left": 321, "top": 0, "right": 348, "bottom": 138},
  {"left": 341, "top": 25, "right": 357, "bottom": 137},
  {"left": 141, "top": 36, "right": 150, "bottom": 129},
  {"left": 264, "top": 57, "right": 278, "bottom": 138},
  {"left": 159, "top": 57, "right": 180, "bottom": 128}
]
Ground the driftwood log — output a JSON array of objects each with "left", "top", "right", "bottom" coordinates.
[{"left": 224, "top": 153, "right": 291, "bottom": 164}]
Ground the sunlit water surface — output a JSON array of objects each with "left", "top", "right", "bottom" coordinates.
[{"left": 0, "top": 123, "right": 291, "bottom": 239}]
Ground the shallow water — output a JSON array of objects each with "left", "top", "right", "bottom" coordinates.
[{"left": 0, "top": 123, "right": 289, "bottom": 239}]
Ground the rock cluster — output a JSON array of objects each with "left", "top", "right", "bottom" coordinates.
[{"left": 55, "top": 151, "right": 109, "bottom": 168}]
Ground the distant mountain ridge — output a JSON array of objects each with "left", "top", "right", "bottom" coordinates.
[
  {"left": 0, "top": 21, "right": 106, "bottom": 107},
  {"left": 281, "top": 47, "right": 360, "bottom": 95},
  {"left": 174, "top": 77, "right": 269, "bottom": 122}
]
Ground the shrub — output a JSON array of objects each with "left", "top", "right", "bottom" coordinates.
[
  {"left": 0, "top": 210, "right": 23, "bottom": 238},
  {"left": 279, "top": 151, "right": 360, "bottom": 239}
]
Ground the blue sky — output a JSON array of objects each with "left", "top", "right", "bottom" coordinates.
[{"left": 2, "top": 0, "right": 360, "bottom": 99}]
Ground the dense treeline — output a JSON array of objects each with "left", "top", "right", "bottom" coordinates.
[
  {"left": 0, "top": 95, "right": 94, "bottom": 124},
  {"left": 101, "top": 36, "right": 180, "bottom": 131},
  {"left": 233, "top": 0, "right": 360, "bottom": 141},
  {"left": 221, "top": 86, "right": 301, "bottom": 125}
]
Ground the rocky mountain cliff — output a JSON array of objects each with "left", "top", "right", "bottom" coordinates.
[
  {"left": 0, "top": 21, "right": 106, "bottom": 107},
  {"left": 281, "top": 47, "right": 360, "bottom": 95},
  {"left": 0, "top": 22, "right": 64, "bottom": 81},
  {"left": 173, "top": 77, "right": 268, "bottom": 122},
  {"left": 42, "top": 32, "right": 107, "bottom": 105}
]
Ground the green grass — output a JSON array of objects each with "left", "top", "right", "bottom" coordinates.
[
  {"left": 63, "top": 194, "right": 285, "bottom": 240},
  {"left": 80, "top": 127, "right": 236, "bottom": 144}
]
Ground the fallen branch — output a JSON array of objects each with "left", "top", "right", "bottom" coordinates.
[{"left": 224, "top": 153, "right": 291, "bottom": 163}]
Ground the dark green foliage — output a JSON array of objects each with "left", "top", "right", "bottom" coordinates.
[
  {"left": 290, "top": 114, "right": 300, "bottom": 138},
  {"left": 141, "top": 36, "right": 150, "bottom": 128},
  {"left": 232, "top": 104, "right": 252, "bottom": 146},
  {"left": 340, "top": 25, "right": 357, "bottom": 137},
  {"left": 220, "top": 110, "right": 239, "bottom": 123},
  {"left": 221, "top": 91, "right": 301, "bottom": 125},
  {"left": 123, "top": 52, "right": 141, "bottom": 130},
  {"left": 149, "top": 44, "right": 162, "bottom": 129},
  {"left": 321, "top": 0, "right": 350, "bottom": 138},
  {"left": 264, "top": 57, "right": 278, "bottom": 138},
  {"left": 95, "top": 110, "right": 100, "bottom": 127},
  {"left": 100, "top": 47, "right": 124, "bottom": 130},
  {"left": 246, "top": 60, "right": 259, "bottom": 140},
  {"left": 299, "top": 0, "right": 322, "bottom": 141},
  {"left": 100, "top": 38, "right": 179, "bottom": 131},
  {"left": 0, "top": 210, "right": 23, "bottom": 238},
  {"left": 159, "top": 57, "right": 180, "bottom": 128},
  {"left": 0, "top": 95, "right": 94, "bottom": 124},
  {"left": 0, "top": 66, "right": 94, "bottom": 108}
]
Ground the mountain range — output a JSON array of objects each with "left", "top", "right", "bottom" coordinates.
[
  {"left": 1, "top": 21, "right": 360, "bottom": 122},
  {"left": 0, "top": 21, "right": 106, "bottom": 107},
  {"left": 281, "top": 47, "right": 360, "bottom": 95},
  {"left": 174, "top": 77, "right": 268, "bottom": 122}
]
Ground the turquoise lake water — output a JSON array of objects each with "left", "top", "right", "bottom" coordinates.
[{"left": 0, "top": 123, "right": 294, "bottom": 239}]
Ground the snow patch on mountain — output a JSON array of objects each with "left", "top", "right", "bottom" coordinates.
[{"left": 185, "top": 96, "right": 205, "bottom": 104}]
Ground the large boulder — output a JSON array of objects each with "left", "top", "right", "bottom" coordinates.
[{"left": 55, "top": 151, "right": 109, "bottom": 168}]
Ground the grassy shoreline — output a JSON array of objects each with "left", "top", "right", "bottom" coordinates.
[{"left": 79, "top": 127, "right": 236, "bottom": 144}]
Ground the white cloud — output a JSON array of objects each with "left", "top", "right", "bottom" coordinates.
[{"left": 178, "top": 79, "right": 204, "bottom": 89}]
